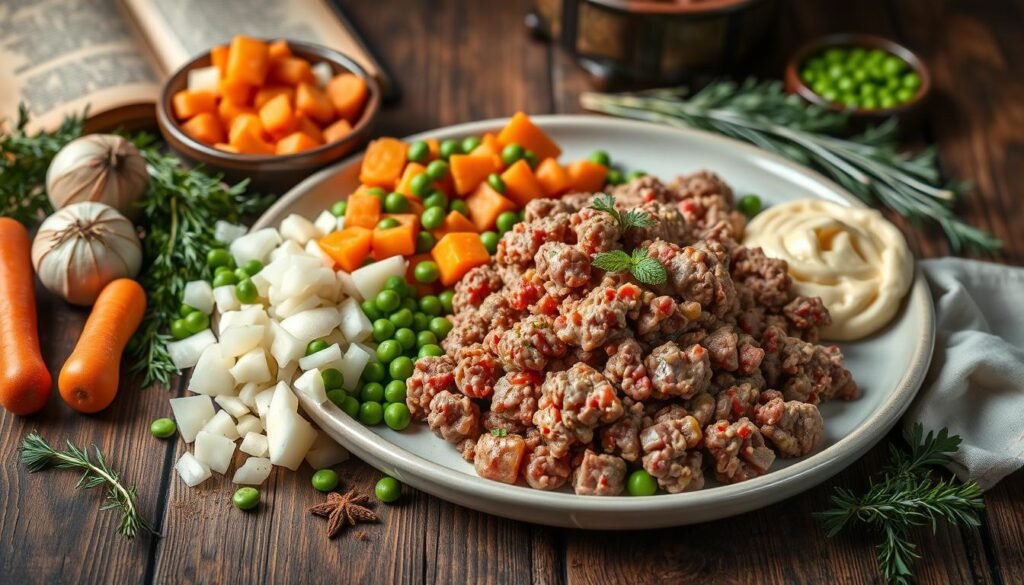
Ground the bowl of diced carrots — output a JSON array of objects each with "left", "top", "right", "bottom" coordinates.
[{"left": 157, "top": 35, "right": 380, "bottom": 192}]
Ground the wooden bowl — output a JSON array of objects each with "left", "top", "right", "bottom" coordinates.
[
  {"left": 784, "top": 33, "right": 931, "bottom": 127},
  {"left": 157, "top": 40, "right": 380, "bottom": 194}
]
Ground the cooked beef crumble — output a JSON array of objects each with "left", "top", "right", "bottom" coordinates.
[{"left": 408, "top": 172, "right": 858, "bottom": 494}]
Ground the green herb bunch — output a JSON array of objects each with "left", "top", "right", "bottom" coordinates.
[
  {"left": 817, "top": 424, "right": 985, "bottom": 585},
  {"left": 589, "top": 194, "right": 667, "bottom": 285}
]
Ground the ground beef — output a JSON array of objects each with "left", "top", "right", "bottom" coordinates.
[
  {"left": 535, "top": 242, "right": 591, "bottom": 297},
  {"left": 427, "top": 390, "right": 480, "bottom": 444},
  {"left": 704, "top": 418, "right": 776, "bottom": 483},
  {"left": 407, "top": 356, "right": 456, "bottom": 421},
  {"left": 731, "top": 246, "right": 793, "bottom": 311},
  {"left": 573, "top": 208, "right": 621, "bottom": 256},
  {"left": 684, "top": 392, "right": 716, "bottom": 427},
  {"left": 523, "top": 444, "right": 571, "bottom": 490},
  {"left": 603, "top": 337, "right": 653, "bottom": 401},
  {"left": 646, "top": 239, "right": 737, "bottom": 317},
  {"left": 524, "top": 198, "right": 574, "bottom": 222},
  {"left": 453, "top": 343, "right": 502, "bottom": 399},
  {"left": 760, "top": 326, "right": 859, "bottom": 404},
  {"left": 541, "top": 363, "right": 623, "bottom": 433},
  {"left": 624, "top": 200, "right": 694, "bottom": 249},
  {"left": 496, "top": 314, "right": 566, "bottom": 371},
  {"left": 704, "top": 325, "right": 765, "bottom": 375},
  {"left": 783, "top": 296, "right": 832, "bottom": 332},
  {"left": 473, "top": 432, "right": 526, "bottom": 484},
  {"left": 555, "top": 279, "right": 643, "bottom": 351},
  {"left": 713, "top": 383, "right": 761, "bottom": 422},
  {"left": 612, "top": 175, "right": 675, "bottom": 207},
  {"left": 645, "top": 341, "right": 712, "bottom": 399},
  {"left": 453, "top": 265, "right": 504, "bottom": 315},
  {"left": 754, "top": 397, "right": 824, "bottom": 457},
  {"left": 634, "top": 291, "right": 702, "bottom": 340},
  {"left": 640, "top": 414, "right": 704, "bottom": 493},
  {"left": 489, "top": 370, "right": 543, "bottom": 429},
  {"left": 572, "top": 450, "right": 627, "bottom": 496},
  {"left": 671, "top": 170, "right": 735, "bottom": 205},
  {"left": 599, "top": 398, "right": 645, "bottom": 462},
  {"left": 497, "top": 213, "right": 573, "bottom": 268}
]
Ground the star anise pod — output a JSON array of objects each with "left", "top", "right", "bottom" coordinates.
[{"left": 309, "top": 490, "right": 378, "bottom": 539}]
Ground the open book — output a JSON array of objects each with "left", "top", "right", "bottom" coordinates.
[{"left": 0, "top": 0, "right": 389, "bottom": 132}]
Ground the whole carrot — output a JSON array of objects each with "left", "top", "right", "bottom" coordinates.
[
  {"left": 0, "top": 218, "right": 52, "bottom": 415},
  {"left": 59, "top": 278, "right": 146, "bottom": 413}
]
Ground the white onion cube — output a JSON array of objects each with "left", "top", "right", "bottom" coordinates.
[
  {"left": 229, "top": 348, "right": 271, "bottom": 385},
  {"left": 238, "top": 382, "right": 265, "bottom": 410},
  {"left": 202, "top": 409, "right": 240, "bottom": 440},
  {"left": 338, "top": 297, "right": 371, "bottom": 342},
  {"left": 336, "top": 270, "right": 362, "bottom": 302},
  {"left": 232, "top": 456, "right": 272, "bottom": 485},
  {"left": 294, "top": 368, "right": 327, "bottom": 403},
  {"left": 219, "top": 324, "right": 266, "bottom": 358},
  {"left": 254, "top": 387, "right": 276, "bottom": 419},
  {"left": 169, "top": 395, "right": 215, "bottom": 443},
  {"left": 183, "top": 280, "right": 214, "bottom": 315},
  {"left": 235, "top": 413, "right": 264, "bottom": 437},
  {"left": 213, "top": 285, "right": 241, "bottom": 313},
  {"left": 351, "top": 256, "right": 407, "bottom": 300},
  {"left": 240, "top": 432, "right": 269, "bottom": 457},
  {"left": 218, "top": 306, "right": 269, "bottom": 335},
  {"left": 214, "top": 220, "right": 248, "bottom": 244},
  {"left": 305, "top": 432, "right": 350, "bottom": 469},
  {"left": 175, "top": 452, "right": 212, "bottom": 487},
  {"left": 280, "top": 214, "right": 320, "bottom": 245},
  {"left": 230, "top": 228, "right": 281, "bottom": 265},
  {"left": 281, "top": 307, "right": 341, "bottom": 345},
  {"left": 269, "top": 321, "right": 305, "bottom": 368},
  {"left": 298, "top": 343, "right": 341, "bottom": 372},
  {"left": 313, "top": 210, "right": 339, "bottom": 238},
  {"left": 187, "top": 66, "right": 220, "bottom": 94},
  {"left": 214, "top": 395, "right": 250, "bottom": 419},
  {"left": 166, "top": 329, "right": 216, "bottom": 370},
  {"left": 266, "top": 408, "right": 318, "bottom": 471},
  {"left": 188, "top": 344, "right": 236, "bottom": 396},
  {"left": 194, "top": 430, "right": 236, "bottom": 474}
]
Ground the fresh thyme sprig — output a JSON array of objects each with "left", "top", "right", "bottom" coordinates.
[
  {"left": 19, "top": 432, "right": 155, "bottom": 539},
  {"left": 0, "top": 104, "right": 85, "bottom": 224},
  {"left": 581, "top": 80, "right": 1001, "bottom": 254},
  {"left": 817, "top": 424, "right": 984, "bottom": 585},
  {"left": 591, "top": 193, "right": 656, "bottom": 233},
  {"left": 593, "top": 248, "right": 667, "bottom": 285}
]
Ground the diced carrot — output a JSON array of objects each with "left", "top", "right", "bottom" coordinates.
[
  {"left": 214, "top": 143, "right": 239, "bottom": 153},
  {"left": 432, "top": 233, "right": 490, "bottom": 286},
  {"left": 497, "top": 112, "right": 561, "bottom": 161},
  {"left": 500, "top": 159, "right": 546, "bottom": 207},
  {"left": 465, "top": 182, "right": 516, "bottom": 231},
  {"left": 172, "top": 90, "right": 216, "bottom": 120},
  {"left": 326, "top": 73, "right": 369, "bottom": 121},
  {"left": 181, "top": 112, "right": 225, "bottom": 146},
  {"left": 395, "top": 162, "right": 427, "bottom": 198},
  {"left": 210, "top": 45, "right": 229, "bottom": 77},
  {"left": 345, "top": 193, "right": 382, "bottom": 229},
  {"left": 432, "top": 210, "right": 478, "bottom": 239},
  {"left": 372, "top": 214, "right": 418, "bottom": 259},
  {"left": 269, "top": 57, "right": 314, "bottom": 86},
  {"left": 275, "top": 131, "right": 321, "bottom": 155},
  {"left": 322, "top": 119, "right": 353, "bottom": 144},
  {"left": 566, "top": 160, "right": 608, "bottom": 193},
  {"left": 268, "top": 39, "right": 292, "bottom": 60},
  {"left": 470, "top": 134, "right": 503, "bottom": 169},
  {"left": 217, "top": 99, "right": 253, "bottom": 128},
  {"left": 318, "top": 227, "right": 372, "bottom": 272},
  {"left": 226, "top": 35, "right": 270, "bottom": 86},
  {"left": 219, "top": 78, "right": 254, "bottom": 105},
  {"left": 426, "top": 139, "right": 440, "bottom": 160},
  {"left": 230, "top": 129, "right": 275, "bottom": 155},
  {"left": 534, "top": 158, "right": 571, "bottom": 196},
  {"left": 254, "top": 85, "right": 295, "bottom": 109},
  {"left": 359, "top": 137, "right": 407, "bottom": 188},
  {"left": 449, "top": 154, "right": 499, "bottom": 195},
  {"left": 295, "top": 82, "right": 334, "bottom": 125},
  {"left": 296, "top": 115, "right": 325, "bottom": 144},
  {"left": 258, "top": 93, "right": 297, "bottom": 139},
  {"left": 229, "top": 113, "right": 266, "bottom": 143}
]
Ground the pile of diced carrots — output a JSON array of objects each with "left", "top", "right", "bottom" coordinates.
[
  {"left": 318, "top": 112, "right": 613, "bottom": 289},
  {"left": 171, "top": 35, "right": 369, "bottom": 155}
]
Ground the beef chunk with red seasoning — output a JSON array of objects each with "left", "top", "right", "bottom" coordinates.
[
  {"left": 535, "top": 241, "right": 591, "bottom": 297},
  {"left": 645, "top": 341, "right": 712, "bottom": 399},
  {"left": 572, "top": 450, "right": 627, "bottom": 496},
  {"left": 640, "top": 413, "right": 705, "bottom": 493},
  {"left": 496, "top": 314, "right": 567, "bottom": 371},
  {"left": 523, "top": 444, "right": 571, "bottom": 490},
  {"left": 754, "top": 396, "right": 824, "bottom": 457},
  {"left": 603, "top": 337, "right": 653, "bottom": 401},
  {"left": 646, "top": 239, "right": 737, "bottom": 317},
  {"left": 407, "top": 355, "right": 456, "bottom": 421},
  {"left": 453, "top": 343, "right": 502, "bottom": 399},
  {"left": 427, "top": 390, "right": 480, "bottom": 444},
  {"left": 704, "top": 418, "right": 776, "bottom": 483},
  {"left": 453, "top": 265, "right": 504, "bottom": 315},
  {"left": 555, "top": 279, "right": 643, "bottom": 351}
]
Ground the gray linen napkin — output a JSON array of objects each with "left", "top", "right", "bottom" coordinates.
[{"left": 904, "top": 258, "right": 1024, "bottom": 489}]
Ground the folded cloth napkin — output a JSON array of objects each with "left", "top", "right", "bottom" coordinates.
[{"left": 904, "top": 258, "right": 1024, "bottom": 490}]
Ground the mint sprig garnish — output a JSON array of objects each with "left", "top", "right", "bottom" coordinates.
[{"left": 592, "top": 247, "right": 667, "bottom": 285}]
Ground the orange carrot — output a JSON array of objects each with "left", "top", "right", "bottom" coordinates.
[
  {"left": 469, "top": 133, "right": 504, "bottom": 168},
  {"left": 295, "top": 82, "right": 335, "bottom": 125},
  {"left": 226, "top": 35, "right": 270, "bottom": 86},
  {"left": 395, "top": 162, "right": 427, "bottom": 198},
  {"left": 218, "top": 78, "right": 254, "bottom": 106},
  {"left": 217, "top": 98, "right": 253, "bottom": 128},
  {"left": 269, "top": 56, "right": 314, "bottom": 86},
  {"left": 231, "top": 128, "right": 275, "bottom": 155},
  {"left": 497, "top": 112, "right": 561, "bottom": 161},
  {"left": 296, "top": 115, "right": 325, "bottom": 144},
  {"left": 359, "top": 138, "right": 407, "bottom": 188},
  {"left": 465, "top": 182, "right": 516, "bottom": 231},
  {"left": 172, "top": 90, "right": 217, "bottom": 121},
  {"left": 426, "top": 139, "right": 440, "bottom": 161},
  {"left": 318, "top": 227, "right": 372, "bottom": 272},
  {"left": 372, "top": 214, "right": 419, "bottom": 258},
  {"left": 254, "top": 85, "right": 295, "bottom": 109},
  {"left": 432, "top": 232, "right": 490, "bottom": 286},
  {"left": 323, "top": 118, "right": 353, "bottom": 144},
  {"left": 344, "top": 192, "right": 382, "bottom": 229},
  {"left": 58, "top": 279, "right": 145, "bottom": 413},
  {"left": 229, "top": 113, "right": 266, "bottom": 144},
  {"left": 210, "top": 45, "right": 229, "bottom": 77},
  {"left": 432, "top": 210, "right": 478, "bottom": 239},
  {"left": 268, "top": 39, "right": 292, "bottom": 60},
  {"left": 326, "top": 73, "right": 369, "bottom": 121},
  {"left": 500, "top": 159, "right": 545, "bottom": 207},
  {"left": 214, "top": 143, "right": 240, "bottom": 153},
  {"left": 258, "top": 93, "right": 297, "bottom": 139},
  {"left": 566, "top": 160, "right": 608, "bottom": 193},
  {"left": 182, "top": 112, "right": 226, "bottom": 145},
  {"left": 275, "top": 131, "right": 321, "bottom": 155},
  {"left": 0, "top": 218, "right": 51, "bottom": 416},
  {"left": 534, "top": 158, "right": 571, "bottom": 196},
  {"left": 449, "top": 154, "right": 499, "bottom": 195}
]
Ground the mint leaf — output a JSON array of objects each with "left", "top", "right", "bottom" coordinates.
[
  {"left": 592, "top": 250, "right": 632, "bottom": 273},
  {"left": 590, "top": 193, "right": 655, "bottom": 234},
  {"left": 630, "top": 249, "right": 667, "bottom": 285},
  {"left": 623, "top": 209, "right": 656, "bottom": 230}
]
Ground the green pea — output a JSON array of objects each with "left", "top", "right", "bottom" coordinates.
[
  {"left": 311, "top": 469, "right": 339, "bottom": 492},
  {"left": 418, "top": 344, "right": 444, "bottom": 359},
  {"left": 811, "top": 80, "right": 832, "bottom": 96},
  {"left": 241, "top": 260, "right": 262, "bottom": 277},
  {"left": 330, "top": 200, "right": 348, "bottom": 217},
  {"left": 361, "top": 299, "right": 383, "bottom": 320},
  {"left": 800, "top": 68, "right": 817, "bottom": 84},
  {"left": 377, "top": 217, "right": 400, "bottom": 230},
  {"left": 416, "top": 230, "right": 436, "bottom": 253},
  {"left": 400, "top": 298, "right": 417, "bottom": 314},
  {"left": 414, "top": 261, "right": 440, "bottom": 283},
  {"left": 377, "top": 339, "right": 403, "bottom": 363},
  {"left": 410, "top": 173, "right": 433, "bottom": 197},
  {"left": 862, "top": 96, "right": 879, "bottom": 110},
  {"left": 384, "top": 402, "right": 411, "bottom": 431},
  {"left": 327, "top": 389, "right": 347, "bottom": 408},
  {"left": 232, "top": 487, "right": 260, "bottom": 510},
  {"left": 496, "top": 211, "right": 518, "bottom": 234},
  {"left": 480, "top": 231, "right": 499, "bottom": 255},
  {"left": 389, "top": 308, "right": 414, "bottom": 329},
  {"left": 180, "top": 302, "right": 198, "bottom": 314},
  {"left": 362, "top": 361, "right": 386, "bottom": 383},
  {"left": 859, "top": 83, "right": 877, "bottom": 97},
  {"left": 412, "top": 311, "right": 431, "bottom": 332},
  {"left": 322, "top": 368, "right": 345, "bottom": 390},
  {"left": 361, "top": 382, "right": 385, "bottom": 403},
  {"left": 626, "top": 170, "right": 647, "bottom": 182},
  {"left": 896, "top": 88, "right": 914, "bottom": 103},
  {"left": 375, "top": 289, "right": 401, "bottom": 313},
  {"left": 439, "top": 139, "right": 461, "bottom": 159},
  {"left": 407, "top": 140, "right": 430, "bottom": 163},
  {"left": 372, "top": 318, "right": 396, "bottom": 342},
  {"left": 486, "top": 173, "right": 506, "bottom": 193},
  {"left": 150, "top": 418, "right": 177, "bottom": 439},
  {"left": 421, "top": 207, "right": 445, "bottom": 230},
  {"left": 902, "top": 72, "right": 921, "bottom": 90},
  {"left": 836, "top": 76, "right": 854, "bottom": 92},
  {"left": 184, "top": 311, "right": 210, "bottom": 334},
  {"left": 366, "top": 186, "right": 388, "bottom": 203},
  {"left": 170, "top": 318, "right": 191, "bottom": 340},
  {"left": 380, "top": 275, "right": 404, "bottom": 295},
  {"left": 882, "top": 55, "right": 906, "bottom": 76},
  {"left": 523, "top": 150, "right": 538, "bottom": 169},
  {"left": 340, "top": 396, "right": 360, "bottom": 418},
  {"left": 807, "top": 56, "right": 826, "bottom": 71},
  {"left": 738, "top": 194, "right": 763, "bottom": 218},
  {"left": 375, "top": 476, "right": 402, "bottom": 503},
  {"left": 587, "top": 150, "right": 610, "bottom": 166},
  {"left": 824, "top": 47, "right": 845, "bottom": 63},
  {"left": 501, "top": 143, "right": 524, "bottom": 166},
  {"left": 419, "top": 295, "right": 442, "bottom": 316},
  {"left": 429, "top": 316, "right": 453, "bottom": 339},
  {"left": 359, "top": 401, "right": 384, "bottom": 425},
  {"left": 234, "top": 267, "right": 251, "bottom": 282},
  {"left": 450, "top": 199, "right": 469, "bottom": 217},
  {"left": 212, "top": 266, "right": 232, "bottom": 277},
  {"left": 423, "top": 190, "right": 448, "bottom": 209},
  {"left": 384, "top": 380, "right": 407, "bottom": 403},
  {"left": 306, "top": 339, "right": 329, "bottom": 356},
  {"left": 821, "top": 90, "right": 839, "bottom": 103},
  {"left": 206, "top": 248, "right": 233, "bottom": 269},
  {"left": 879, "top": 95, "right": 896, "bottom": 109},
  {"left": 212, "top": 271, "right": 238, "bottom": 288},
  {"left": 394, "top": 327, "right": 416, "bottom": 351},
  {"left": 236, "top": 279, "right": 258, "bottom": 304},
  {"left": 416, "top": 330, "right": 438, "bottom": 347},
  {"left": 426, "top": 160, "right": 450, "bottom": 181},
  {"left": 389, "top": 356, "right": 414, "bottom": 380},
  {"left": 827, "top": 64, "right": 844, "bottom": 81},
  {"left": 627, "top": 470, "right": 657, "bottom": 496},
  {"left": 438, "top": 289, "right": 454, "bottom": 313},
  {"left": 461, "top": 136, "right": 482, "bottom": 153},
  {"left": 605, "top": 168, "right": 623, "bottom": 185},
  {"left": 384, "top": 192, "right": 410, "bottom": 213}
]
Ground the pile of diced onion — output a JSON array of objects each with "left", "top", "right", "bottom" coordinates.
[{"left": 168, "top": 211, "right": 407, "bottom": 488}]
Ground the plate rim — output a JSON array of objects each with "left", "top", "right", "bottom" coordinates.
[{"left": 255, "top": 114, "right": 935, "bottom": 527}]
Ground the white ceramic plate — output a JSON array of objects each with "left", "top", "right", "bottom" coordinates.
[{"left": 253, "top": 116, "right": 934, "bottom": 529}]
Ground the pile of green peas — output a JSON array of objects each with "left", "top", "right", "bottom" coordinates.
[
  {"left": 169, "top": 248, "right": 264, "bottom": 341},
  {"left": 800, "top": 46, "right": 922, "bottom": 110},
  {"left": 325, "top": 275, "right": 455, "bottom": 431},
  {"left": 584, "top": 149, "right": 646, "bottom": 187}
]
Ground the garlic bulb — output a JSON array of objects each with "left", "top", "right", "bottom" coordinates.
[
  {"left": 32, "top": 202, "right": 143, "bottom": 306},
  {"left": 46, "top": 134, "right": 150, "bottom": 219}
]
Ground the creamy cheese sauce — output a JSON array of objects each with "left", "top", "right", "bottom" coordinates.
[{"left": 743, "top": 199, "right": 913, "bottom": 340}]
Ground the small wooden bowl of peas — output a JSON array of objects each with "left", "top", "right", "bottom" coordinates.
[{"left": 785, "top": 34, "right": 931, "bottom": 125}]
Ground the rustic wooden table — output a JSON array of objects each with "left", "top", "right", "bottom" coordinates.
[{"left": 2, "top": 0, "right": 1021, "bottom": 583}]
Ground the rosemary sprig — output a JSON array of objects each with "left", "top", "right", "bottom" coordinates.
[
  {"left": 816, "top": 424, "right": 985, "bottom": 585},
  {"left": 0, "top": 104, "right": 85, "bottom": 224},
  {"left": 581, "top": 80, "right": 1001, "bottom": 254},
  {"left": 19, "top": 432, "right": 155, "bottom": 539},
  {"left": 127, "top": 134, "right": 273, "bottom": 388}
]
